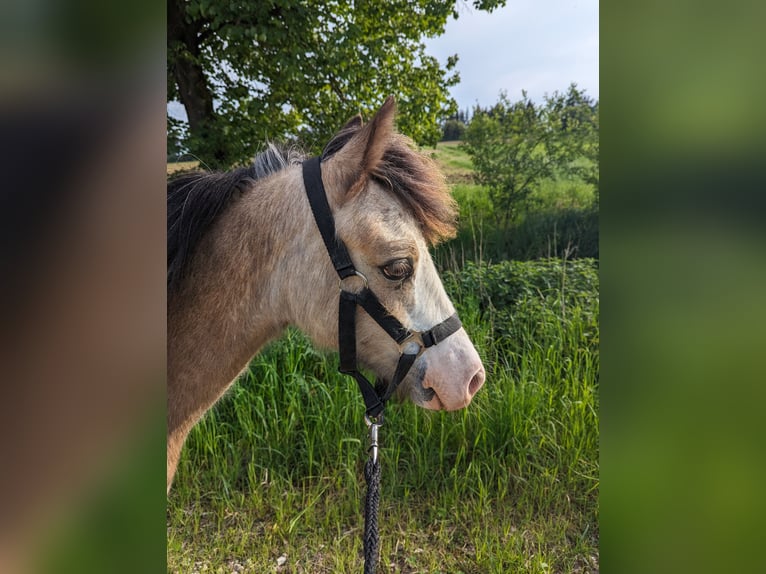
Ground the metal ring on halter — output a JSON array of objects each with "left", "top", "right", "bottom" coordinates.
[
  {"left": 398, "top": 331, "right": 425, "bottom": 357},
  {"left": 339, "top": 270, "right": 368, "bottom": 292}
]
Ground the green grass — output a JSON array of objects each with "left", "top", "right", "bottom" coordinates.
[
  {"left": 167, "top": 260, "right": 599, "bottom": 573},
  {"left": 530, "top": 175, "right": 595, "bottom": 212},
  {"left": 434, "top": 180, "right": 596, "bottom": 268},
  {"left": 427, "top": 141, "right": 476, "bottom": 184}
]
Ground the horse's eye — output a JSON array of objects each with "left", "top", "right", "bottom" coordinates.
[{"left": 381, "top": 258, "right": 413, "bottom": 281}]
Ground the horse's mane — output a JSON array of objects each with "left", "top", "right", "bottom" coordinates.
[
  {"left": 168, "top": 127, "right": 457, "bottom": 296},
  {"left": 167, "top": 145, "right": 304, "bottom": 295},
  {"left": 322, "top": 128, "right": 457, "bottom": 246}
]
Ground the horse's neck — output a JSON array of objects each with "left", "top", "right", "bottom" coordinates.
[{"left": 168, "top": 168, "right": 328, "bottom": 392}]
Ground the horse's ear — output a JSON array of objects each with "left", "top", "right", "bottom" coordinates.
[{"left": 324, "top": 96, "right": 396, "bottom": 198}]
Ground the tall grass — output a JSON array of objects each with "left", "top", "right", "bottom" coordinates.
[
  {"left": 167, "top": 260, "right": 599, "bottom": 573},
  {"left": 435, "top": 186, "right": 598, "bottom": 268}
]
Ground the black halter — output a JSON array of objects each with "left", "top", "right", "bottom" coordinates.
[{"left": 302, "top": 157, "right": 462, "bottom": 418}]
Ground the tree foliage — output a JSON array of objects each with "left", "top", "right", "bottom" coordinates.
[
  {"left": 168, "top": 0, "right": 505, "bottom": 168},
  {"left": 441, "top": 119, "right": 466, "bottom": 141},
  {"left": 463, "top": 84, "right": 598, "bottom": 227}
]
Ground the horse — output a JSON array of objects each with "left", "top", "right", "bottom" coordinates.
[{"left": 167, "top": 97, "right": 485, "bottom": 491}]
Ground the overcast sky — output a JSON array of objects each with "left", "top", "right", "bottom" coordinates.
[{"left": 425, "top": 0, "right": 599, "bottom": 110}]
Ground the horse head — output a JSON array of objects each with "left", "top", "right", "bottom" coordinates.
[{"left": 300, "top": 98, "right": 485, "bottom": 411}]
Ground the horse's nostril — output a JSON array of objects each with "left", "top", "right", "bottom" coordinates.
[{"left": 468, "top": 370, "right": 485, "bottom": 396}]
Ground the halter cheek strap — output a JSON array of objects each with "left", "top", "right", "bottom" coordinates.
[{"left": 302, "top": 157, "right": 462, "bottom": 418}]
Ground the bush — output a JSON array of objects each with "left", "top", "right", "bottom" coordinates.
[
  {"left": 443, "top": 258, "right": 599, "bottom": 360},
  {"left": 463, "top": 87, "right": 598, "bottom": 228}
]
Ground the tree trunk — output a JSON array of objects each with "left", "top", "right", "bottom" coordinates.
[{"left": 168, "top": 0, "right": 225, "bottom": 165}]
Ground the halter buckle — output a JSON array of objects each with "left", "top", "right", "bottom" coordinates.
[{"left": 339, "top": 270, "right": 368, "bottom": 293}]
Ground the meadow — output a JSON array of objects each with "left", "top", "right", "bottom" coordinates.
[{"left": 167, "top": 142, "right": 599, "bottom": 573}]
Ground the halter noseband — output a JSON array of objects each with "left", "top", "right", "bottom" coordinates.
[{"left": 302, "top": 157, "right": 462, "bottom": 418}]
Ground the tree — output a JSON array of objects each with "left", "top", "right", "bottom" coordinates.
[
  {"left": 544, "top": 84, "right": 599, "bottom": 203},
  {"left": 463, "top": 85, "right": 598, "bottom": 227},
  {"left": 168, "top": 0, "right": 505, "bottom": 168},
  {"left": 441, "top": 119, "right": 466, "bottom": 141}
]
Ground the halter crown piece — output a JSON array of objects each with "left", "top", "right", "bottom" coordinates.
[{"left": 302, "top": 157, "right": 462, "bottom": 418}]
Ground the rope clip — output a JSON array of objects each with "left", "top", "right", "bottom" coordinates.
[{"left": 364, "top": 413, "right": 383, "bottom": 464}]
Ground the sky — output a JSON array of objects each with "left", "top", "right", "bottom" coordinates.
[{"left": 425, "top": 0, "right": 599, "bottom": 110}]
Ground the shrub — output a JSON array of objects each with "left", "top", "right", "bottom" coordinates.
[{"left": 443, "top": 258, "right": 599, "bottom": 361}]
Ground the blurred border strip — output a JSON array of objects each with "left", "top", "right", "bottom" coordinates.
[
  {"left": 0, "top": 0, "right": 166, "bottom": 572},
  {"left": 602, "top": 0, "right": 766, "bottom": 572}
]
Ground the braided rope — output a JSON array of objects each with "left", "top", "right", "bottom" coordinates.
[{"left": 363, "top": 457, "right": 382, "bottom": 574}]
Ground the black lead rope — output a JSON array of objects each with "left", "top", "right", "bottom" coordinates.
[
  {"left": 363, "top": 458, "right": 381, "bottom": 573},
  {"left": 302, "top": 156, "right": 462, "bottom": 572},
  {"left": 363, "top": 416, "right": 381, "bottom": 574}
]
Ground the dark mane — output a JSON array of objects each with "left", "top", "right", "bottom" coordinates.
[
  {"left": 322, "top": 128, "right": 457, "bottom": 246},
  {"left": 167, "top": 145, "right": 304, "bottom": 295}
]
